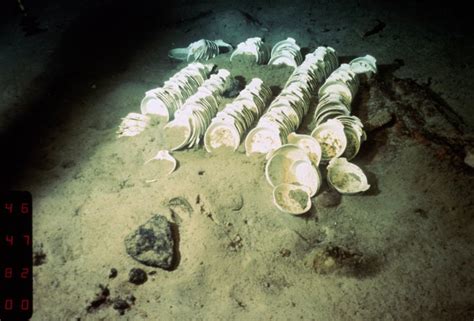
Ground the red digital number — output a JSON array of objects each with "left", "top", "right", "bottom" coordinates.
[
  {"left": 5, "top": 267, "right": 13, "bottom": 278},
  {"left": 21, "top": 299, "right": 30, "bottom": 310},
  {"left": 23, "top": 234, "right": 30, "bottom": 246},
  {"left": 21, "top": 202, "right": 29, "bottom": 214},
  {"left": 4, "top": 203, "right": 13, "bottom": 214},
  {"left": 4, "top": 299, "right": 13, "bottom": 310},
  {"left": 21, "top": 267, "right": 29, "bottom": 279},
  {"left": 5, "top": 235, "right": 14, "bottom": 246}
]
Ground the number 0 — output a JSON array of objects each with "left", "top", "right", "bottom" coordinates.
[
  {"left": 21, "top": 299, "right": 30, "bottom": 310},
  {"left": 5, "top": 299, "right": 13, "bottom": 310}
]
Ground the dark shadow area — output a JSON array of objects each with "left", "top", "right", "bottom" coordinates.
[
  {"left": 168, "top": 222, "right": 181, "bottom": 271},
  {"left": 0, "top": 0, "right": 177, "bottom": 190}
]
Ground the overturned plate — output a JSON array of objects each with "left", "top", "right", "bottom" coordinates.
[
  {"left": 273, "top": 183, "right": 312, "bottom": 215},
  {"left": 327, "top": 158, "right": 370, "bottom": 194}
]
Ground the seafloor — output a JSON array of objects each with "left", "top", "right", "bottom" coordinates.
[{"left": 1, "top": 0, "right": 473, "bottom": 320}]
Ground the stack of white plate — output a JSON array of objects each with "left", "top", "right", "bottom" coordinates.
[
  {"left": 140, "top": 63, "right": 214, "bottom": 121},
  {"left": 268, "top": 37, "right": 303, "bottom": 68},
  {"left": 311, "top": 59, "right": 376, "bottom": 161},
  {"left": 204, "top": 78, "right": 272, "bottom": 152},
  {"left": 163, "top": 69, "right": 233, "bottom": 151},
  {"left": 230, "top": 37, "right": 271, "bottom": 64},
  {"left": 245, "top": 47, "right": 339, "bottom": 155},
  {"left": 168, "top": 39, "right": 233, "bottom": 62},
  {"left": 285, "top": 46, "right": 338, "bottom": 94}
]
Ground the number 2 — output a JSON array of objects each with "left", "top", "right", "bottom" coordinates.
[{"left": 21, "top": 267, "right": 29, "bottom": 278}]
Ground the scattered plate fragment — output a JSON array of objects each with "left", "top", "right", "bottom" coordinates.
[{"left": 144, "top": 150, "right": 178, "bottom": 176}]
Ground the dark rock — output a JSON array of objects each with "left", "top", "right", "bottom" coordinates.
[
  {"left": 128, "top": 268, "right": 148, "bottom": 285},
  {"left": 112, "top": 298, "right": 130, "bottom": 315},
  {"left": 125, "top": 214, "right": 175, "bottom": 269},
  {"left": 126, "top": 294, "right": 136, "bottom": 304},
  {"left": 366, "top": 109, "right": 393, "bottom": 132},
  {"left": 108, "top": 268, "right": 118, "bottom": 279},
  {"left": 33, "top": 242, "right": 47, "bottom": 266},
  {"left": 279, "top": 249, "right": 291, "bottom": 257},
  {"left": 316, "top": 189, "right": 341, "bottom": 208},
  {"left": 86, "top": 284, "right": 110, "bottom": 313}
]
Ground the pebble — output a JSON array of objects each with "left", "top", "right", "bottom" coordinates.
[
  {"left": 125, "top": 214, "right": 175, "bottom": 269},
  {"left": 316, "top": 189, "right": 341, "bottom": 208},
  {"left": 128, "top": 268, "right": 148, "bottom": 285}
]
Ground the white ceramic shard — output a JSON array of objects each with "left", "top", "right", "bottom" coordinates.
[
  {"left": 311, "top": 119, "right": 347, "bottom": 162},
  {"left": 144, "top": 150, "right": 178, "bottom": 175},
  {"left": 326, "top": 158, "right": 370, "bottom": 194},
  {"left": 272, "top": 183, "right": 312, "bottom": 215}
]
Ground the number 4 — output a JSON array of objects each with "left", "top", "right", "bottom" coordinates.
[
  {"left": 5, "top": 235, "right": 13, "bottom": 246},
  {"left": 4, "top": 203, "right": 13, "bottom": 214}
]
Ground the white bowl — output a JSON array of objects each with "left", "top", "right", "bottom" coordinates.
[
  {"left": 273, "top": 183, "right": 312, "bottom": 215},
  {"left": 327, "top": 158, "right": 370, "bottom": 194}
]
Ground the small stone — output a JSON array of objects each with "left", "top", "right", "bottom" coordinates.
[
  {"left": 112, "top": 298, "right": 130, "bottom": 315},
  {"left": 86, "top": 284, "right": 110, "bottom": 313},
  {"left": 33, "top": 242, "right": 47, "bottom": 266},
  {"left": 128, "top": 268, "right": 148, "bottom": 285},
  {"left": 316, "top": 189, "right": 341, "bottom": 208},
  {"left": 109, "top": 268, "right": 118, "bottom": 279},
  {"left": 125, "top": 214, "right": 175, "bottom": 269},
  {"left": 279, "top": 249, "right": 291, "bottom": 257}
]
